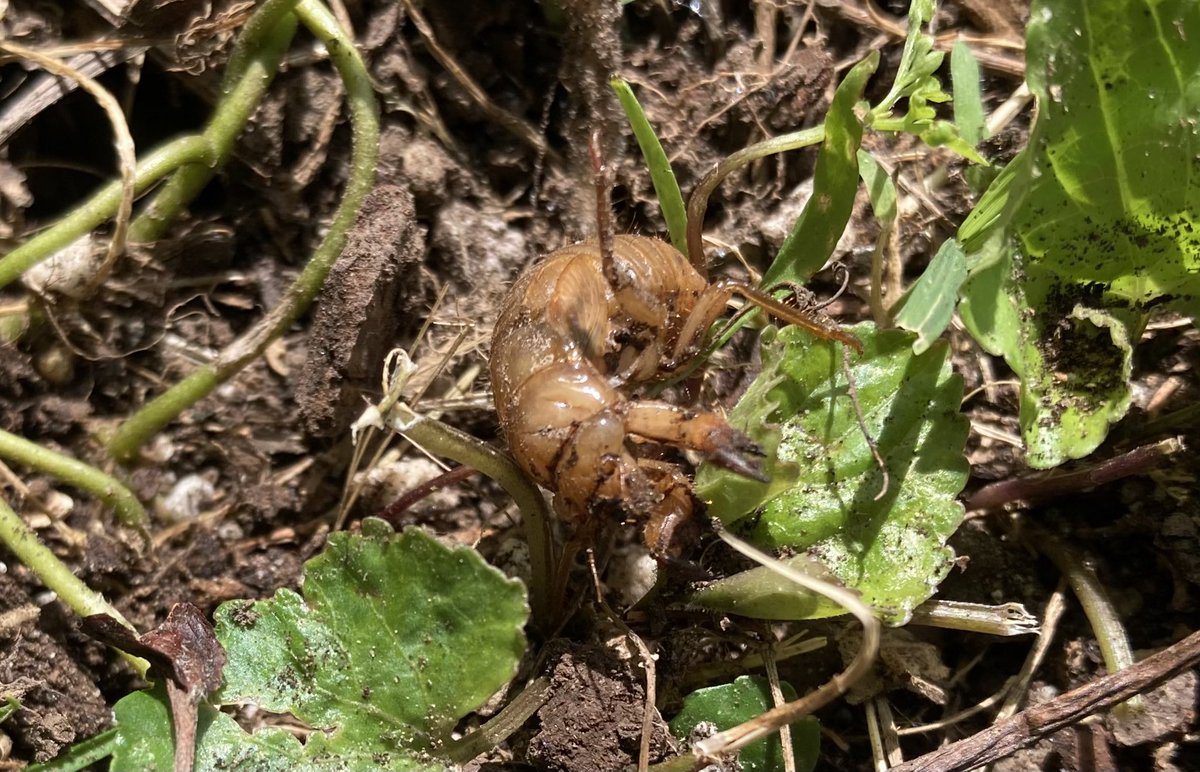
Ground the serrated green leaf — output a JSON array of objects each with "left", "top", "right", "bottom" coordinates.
[
  {"left": 695, "top": 324, "right": 968, "bottom": 624},
  {"left": 669, "top": 676, "right": 819, "bottom": 772},
  {"left": 213, "top": 523, "right": 528, "bottom": 761},
  {"left": 766, "top": 51, "right": 878, "bottom": 286},
  {"left": 959, "top": 0, "right": 1199, "bottom": 467},
  {"left": 894, "top": 239, "right": 968, "bottom": 353}
]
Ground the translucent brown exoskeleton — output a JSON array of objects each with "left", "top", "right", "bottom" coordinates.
[{"left": 489, "top": 228, "right": 862, "bottom": 563}]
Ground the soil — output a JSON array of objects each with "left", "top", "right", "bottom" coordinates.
[{"left": 1, "top": 1, "right": 1198, "bottom": 771}]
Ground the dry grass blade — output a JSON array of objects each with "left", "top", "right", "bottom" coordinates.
[
  {"left": 686, "top": 530, "right": 881, "bottom": 765},
  {"left": 400, "top": 0, "right": 560, "bottom": 165}
]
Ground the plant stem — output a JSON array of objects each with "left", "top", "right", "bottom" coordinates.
[
  {"left": 443, "top": 676, "right": 552, "bottom": 763},
  {"left": 128, "top": 1, "right": 299, "bottom": 242},
  {"left": 0, "top": 136, "right": 209, "bottom": 292},
  {"left": 0, "top": 497, "right": 148, "bottom": 676},
  {"left": 107, "top": 0, "right": 381, "bottom": 462},
  {"left": 391, "top": 406, "right": 556, "bottom": 631},
  {"left": 909, "top": 599, "right": 1040, "bottom": 637},
  {"left": 0, "top": 428, "right": 147, "bottom": 528},
  {"left": 685, "top": 125, "right": 824, "bottom": 270},
  {"left": 1027, "top": 523, "right": 1142, "bottom": 717}
]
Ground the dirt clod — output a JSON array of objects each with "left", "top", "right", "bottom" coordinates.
[
  {"left": 297, "top": 184, "right": 426, "bottom": 436},
  {"left": 527, "top": 642, "right": 672, "bottom": 772}
]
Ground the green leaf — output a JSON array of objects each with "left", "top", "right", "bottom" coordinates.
[
  {"left": 959, "top": 0, "right": 1200, "bottom": 467},
  {"left": 670, "top": 676, "right": 819, "bottom": 772},
  {"left": 111, "top": 686, "right": 305, "bottom": 772},
  {"left": 766, "top": 51, "right": 878, "bottom": 286},
  {"left": 0, "top": 695, "right": 18, "bottom": 723},
  {"left": 694, "top": 324, "right": 968, "bottom": 624},
  {"left": 612, "top": 78, "right": 688, "bottom": 254},
  {"left": 858, "top": 149, "right": 897, "bottom": 224},
  {"left": 214, "top": 522, "right": 528, "bottom": 764},
  {"left": 893, "top": 239, "right": 968, "bottom": 353},
  {"left": 864, "top": 1, "right": 985, "bottom": 164},
  {"left": 957, "top": 143, "right": 1036, "bottom": 253},
  {"left": 690, "top": 554, "right": 847, "bottom": 621},
  {"left": 951, "top": 41, "right": 986, "bottom": 147}
]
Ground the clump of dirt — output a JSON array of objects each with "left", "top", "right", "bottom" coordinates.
[
  {"left": 525, "top": 642, "right": 674, "bottom": 771},
  {"left": 297, "top": 184, "right": 427, "bottom": 437},
  {"left": 0, "top": 573, "right": 110, "bottom": 761}
]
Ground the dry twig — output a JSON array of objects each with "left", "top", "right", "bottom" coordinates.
[
  {"left": 0, "top": 40, "right": 136, "bottom": 293},
  {"left": 886, "top": 629, "right": 1200, "bottom": 772}
]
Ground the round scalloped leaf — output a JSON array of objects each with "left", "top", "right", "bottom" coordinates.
[
  {"left": 694, "top": 324, "right": 968, "bottom": 624},
  {"left": 213, "top": 521, "right": 528, "bottom": 762}
]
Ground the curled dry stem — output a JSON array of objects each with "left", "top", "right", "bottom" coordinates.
[
  {"left": 0, "top": 40, "right": 135, "bottom": 293},
  {"left": 107, "top": 0, "right": 381, "bottom": 462},
  {"left": 652, "top": 529, "right": 880, "bottom": 770},
  {"left": 684, "top": 126, "right": 825, "bottom": 270}
]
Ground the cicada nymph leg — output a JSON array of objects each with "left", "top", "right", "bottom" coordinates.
[{"left": 669, "top": 279, "right": 864, "bottom": 369}]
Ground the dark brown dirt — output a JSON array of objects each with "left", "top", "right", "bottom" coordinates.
[
  {"left": 0, "top": 573, "right": 109, "bottom": 762},
  {"left": 0, "top": 1, "right": 1197, "bottom": 771},
  {"left": 296, "top": 184, "right": 427, "bottom": 437},
  {"left": 525, "top": 642, "right": 675, "bottom": 772}
]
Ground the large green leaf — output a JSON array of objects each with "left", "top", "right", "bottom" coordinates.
[
  {"left": 959, "top": 0, "right": 1200, "bottom": 467},
  {"left": 694, "top": 324, "right": 968, "bottom": 624},
  {"left": 216, "top": 522, "right": 528, "bottom": 758},
  {"left": 108, "top": 523, "right": 528, "bottom": 770}
]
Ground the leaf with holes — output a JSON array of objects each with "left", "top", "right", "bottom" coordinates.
[
  {"left": 958, "top": 0, "right": 1200, "bottom": 467},
  {"left": 694, "top": 324, "right": 968, "bottom": 624}
]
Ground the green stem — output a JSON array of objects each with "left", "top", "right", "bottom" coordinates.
[
  {"left": 107, "top": 0, "right": 381, "bottom": 462},
  {"left": 443, "top": 676, "right": 552, "bottom": 763},
  {"left": 0, "top": 497, "right": 147, "bottom": 676},
  {"left": 1029, "top": 524, "right": 1142, "bottom": 717},
  {"left": 685, "top": 125, "right": 824, "bottom": 270},
  {"left": 0, "top": 136, "right": 209, "bottom": 292},
  {"left": 393, "top": 407, "right": 555, "bottom": 631},
  {"left": 0, "top": 428, "right": 147, "bottom": 528},
  {"left": 128, "top": 2, "right": 299, "bottom": 243}
]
